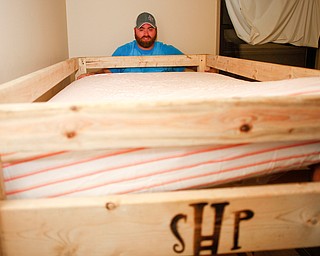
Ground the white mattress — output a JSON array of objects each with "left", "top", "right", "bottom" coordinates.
[
  {"left": 50, "top": 72, "right": 320, "bottom": 102},
  {"left": 2, "top": 73, "right": 320, "bottom": 199}
]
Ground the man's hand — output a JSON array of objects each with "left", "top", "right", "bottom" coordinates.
[
  {"left": 77, "top": 72, "right": 95, "bottom": 80},
  {"left": 77, "top": 69, "right": 112, "bottom": 80}
]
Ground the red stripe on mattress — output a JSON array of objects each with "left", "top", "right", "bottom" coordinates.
[
  {"left": 2, "top": 151, "right": 68, "bottom": 168},
  {"left": 289, "top": 89, "right": 320, "bottom": 96},
  {"left": 0, "top": 152, "right": 16, "bottom": 157},
  {"left": 4, "top": 144, "right": 246, "bottom": 195},
  {"left": 6, "top": 145, "right": 246, "bottom": 182},
  {"left": 4, "top": 148, "right": 146, "bottom": 182},
  {"left": 117, "top": 153, "right": 320, "bottom": 194},
  {"left": 5, "top": 141, "right": 320, "bottom": 197},
  {"left": 44, "top": 143, "right": 319, "bottom": 197},
  {"left": 183, "top": 159, "right": 319, "bottom": 190}
]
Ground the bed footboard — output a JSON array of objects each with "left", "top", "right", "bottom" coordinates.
[{"left": 0, "top": 182, "right": 319, "bottom": 255}]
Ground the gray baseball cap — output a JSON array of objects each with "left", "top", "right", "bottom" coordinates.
[{"left": 136, "top": 12, "right": 156, "bottom": 28}]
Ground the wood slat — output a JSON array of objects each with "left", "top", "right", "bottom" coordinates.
[
  {"left": 75, "top": 55, "right": 206, "bottom": 78},
  {"left": 0, "top": 58, "right": 78, "bottom": 103},
  {"left": 0, "top": 96, "right": 319, "bottom": 151},
  {"left": 0, "top": 182, "right": 319, "bottom": 255},
  {"left": 84, "top": 55, "right": 204, "bottom": 68},
  {"left": 207, "top": 55, "right": 320, "bottom": 81}
]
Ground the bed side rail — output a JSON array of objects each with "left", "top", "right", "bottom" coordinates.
[
  {"left": 0, "top": 182, "right": 319, "bottom": 255},
  {"left": 0, "top": 97, "right": 319, "bottom": 152},
  {"left": 76, "top": 55, "right": 208, "bottom": 78},
  {"left": 0, "top": 158, "right": 5, "bottom": 255},
  {"left": 0, "top": 58, "right": 78, "bottom": 103},
  {"left": 206, "top": 55, "right": 320, "bottom": 81}
]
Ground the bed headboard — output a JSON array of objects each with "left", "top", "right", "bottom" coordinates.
[{"left": 76, "top": 54, "right": 320, "bottom": 81}]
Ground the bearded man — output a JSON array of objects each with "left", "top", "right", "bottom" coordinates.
[
  {"left": 78, "top": 12, "right": 184, "bottom": 79},
  {"left": 109, "top": 12, "right": 185, "bottom": 73}
]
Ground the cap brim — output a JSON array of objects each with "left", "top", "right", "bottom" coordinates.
[{"left": 137, "top": 22, "right": 156, "bottom": 28}]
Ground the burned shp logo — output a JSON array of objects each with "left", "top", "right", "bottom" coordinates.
[{"left": 170, "top": 202, "right": 254, "bottom": 255}]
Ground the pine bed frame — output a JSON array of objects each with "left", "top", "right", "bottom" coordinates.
[{"left": 0, "top": 54, "right": 319, "bottom": 255}]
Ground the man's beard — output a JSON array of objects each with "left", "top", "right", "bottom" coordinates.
[{"left": 135, "top": 33, "right": 157, "bottom": 49}]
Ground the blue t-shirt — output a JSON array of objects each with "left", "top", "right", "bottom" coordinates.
[{"left": 110, "top": 40, "right": 185, "bottom": 73}]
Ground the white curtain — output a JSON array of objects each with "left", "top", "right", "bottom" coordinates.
[{"left": 225, "top": 0, "right": 320, "bottom": 48}]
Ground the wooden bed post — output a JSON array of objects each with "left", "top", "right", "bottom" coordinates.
[
  {"left": 75, "top": 57, "right": 87, "bottom": 80},
  {"left": 0, "top": 154, "right": 6, "bottom": 201},
  {"left": 196, "top": 54, "right": 208, "bottom": 72},
  {"left": 0, "top": 162, "right": 6, "bottom": 200},
  {"left": 0, "top": 159, "right": 5, "bottom": 256}
]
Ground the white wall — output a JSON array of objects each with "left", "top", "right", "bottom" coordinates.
[
  {"left": 66, "top": 0, "right": 220, "bottom": 57},
  {"left": 0, "top": 0, "right": 69, "bottom": 84}
]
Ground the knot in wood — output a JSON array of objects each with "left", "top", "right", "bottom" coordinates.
[
  {"left": 307, "top": 217, "right": 318, "bottom": 226},
  {"left": 70, "top": 105, "right": 80, "bottom": 112},
  {"left": 240, "top": 124, "right": 252, "bottom": 133},
  {"left": 105, "top": 202, "right": 117, "bottom": 210},
  {"left": 65, "top": 131, "right": 76, "bottom": 139}
]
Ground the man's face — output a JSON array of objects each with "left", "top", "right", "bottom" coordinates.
[{"left": 134, "top": 24, "right": 157, "bottom": 49}]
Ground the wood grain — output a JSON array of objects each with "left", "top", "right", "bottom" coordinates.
[
  {"left": 75, "top": 55, "right": 206, "bottom": 78},
  {"left": 0, "top": 182, "right": 319, "bottom": 255},
  {"left": 0, "top": 58, "right": 78, "bottom": 103},
  {"left": 207, "top": 55, "right": 320, "bottom": 81},
  {"left": 1, "top": 55, "right": 320, "bottom": 255},
  {"left": 0, "top": 96, "right": 319, "bottom": 151}
]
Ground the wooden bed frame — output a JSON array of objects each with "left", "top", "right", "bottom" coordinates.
[{"left": 0, "top": 54, "right": 319, "bottom": 255}]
